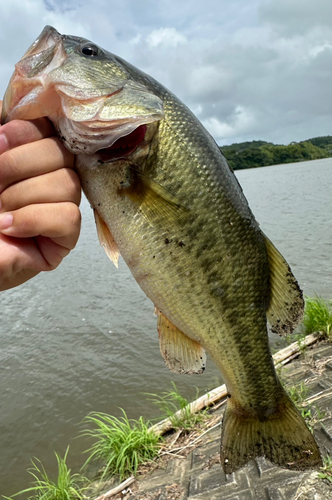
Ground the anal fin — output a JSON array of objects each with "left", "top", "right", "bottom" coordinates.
[
  {"left": 94, "top": 210, "right": 120, "bottom": 268},
  {"left": 156, "top": 308, "right": 206, "bottom": 374}
]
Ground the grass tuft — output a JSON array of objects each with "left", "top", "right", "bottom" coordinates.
[
  {"left": 285, "top": 380, "right": 326, "bottom": 433},
  {"left": 82, "top": 409, "right": 160, "bottom": 480},
  {"left": 287, "top": 381, "right": 309, "bottom": 407},
  {"left": 318, "top": 455, "right": 332, "bottom": 483},
  {"left": 4, "top": 447, "right": 89, "bottom": 500},
  {"left": 303, "top": 295, "right": 332, "bottom": 339},
  {"left": 148, "top": 382, "right": 207, "bottom": 431}
]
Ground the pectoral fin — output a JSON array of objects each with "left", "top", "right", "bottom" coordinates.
[
  {"left": 156, "top": 308, "right": 206, "bottom": 374},
  {"left": 94, "top": 210, "right": 120, "bottom": 268},
  {"left": 122, "top": 167, "right": 189, "bottom": 224},
  {"left": 265, "top": 236, "right": 304, "bottom": 335}
]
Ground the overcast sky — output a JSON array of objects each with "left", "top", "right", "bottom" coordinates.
[{"left": 1, "top": 0, "right": 332, "bottom": 146}]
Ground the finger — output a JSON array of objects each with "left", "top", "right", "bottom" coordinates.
[
  {"left": 0, "top": 168, "right": 81, "bottom": 212},
  {"left": 0, "top": 115, "right": 55, "bottom": 154},
  {"left": 0, "top": 136, "right": 75, "bottom": 192},
  {"left": 0, "top": 232, "right": 72, "bottom": 292},
  {"left": 35, "top": 235, "right": 71, "bottom": 270},
  {"left": 0, "top": 234, "right": 42, "bottom": 291},
  {"left": 0, "top": 202, "right": 81, "bottom": 250}
]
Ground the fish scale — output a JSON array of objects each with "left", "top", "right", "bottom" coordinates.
[
  {"left": 78, "top": 95, "right": 278, "bottom": 405},
  {"left": 2, "top": 25, "right": 321, "bottom": 474}
]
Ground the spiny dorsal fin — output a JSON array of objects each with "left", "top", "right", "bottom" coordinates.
[
  {"left": 94, "top": 210, "right": 120, "bottom": 268},
  {"left": 156, "top": 308, "right": 206, "bottom": 374},
  {"left": 122, "top": 167, "right": 189, "bottom": 225},
  {"left": 265, "top": 235, "right": 304, "bottom": 336}
]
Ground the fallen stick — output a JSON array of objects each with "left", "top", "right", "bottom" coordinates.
[
  {"left": 212, "top": 399, "right": 227, "bottom": 411},
  {"left": 272, "top": 332, "right": 321, "bottom": 367},
  {"left": 160, "top": 421, "right": 222, "bottom": 457},
  {"left": 161, "top": 451, "right": 186, "bottom": 458},
  {"left": 94, "top": 476, "right": 135, "bottom": 500},
  {"left": 168, "top": 429, "right": 182, "bottom": 448},
  {"left": 306, "top": 389, "right": 332, "bottom": 404},
  {"left": 149, "top": 384, "right": 228, "bottom": 436}
]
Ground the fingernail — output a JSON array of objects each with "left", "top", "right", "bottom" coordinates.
[
  {"left": 0, "top": 213, "right": 13, "bottom": 230},
  {"left": 0, "top": 133, "right": 8, "bottom": 154}
]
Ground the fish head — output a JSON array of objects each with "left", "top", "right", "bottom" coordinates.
[{"left": 2, "top": 25, "right": 164, "bottom": 158}]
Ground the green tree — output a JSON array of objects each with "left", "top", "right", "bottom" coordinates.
[{"left": 220, "top": 137, "right": 331, "bottom": 170}]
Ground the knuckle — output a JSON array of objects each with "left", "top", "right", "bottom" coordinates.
[
  {"left": 25, "top": 208, "right": 38, "bottom": 232},
  {"left": 4, "top": 118, "right": 53, "bottom": 143},
  {"left": 52, "top": 138, "right": 75, "bottom": 167},
  {"left": 64, "top": 168, "right": 82, "bottom": 202},
  {"left": 2, "top": 120, "right": 30, "bottom": 145},
  {"left": 0, "top": 150, "right": 20, "bottom": 187},
  {"left": 30, "top": 117, "right": 54, "bottom": 136},
  {"left": 66, "top": 202, "right": 81, "bottom": 229},
  {"left": 3, "top": 119, "right": 23, "bottom": 135},
  {"left": 42, "top": 138, "right": 75, "bottom": 170},
  {"left": 13, "top": 206, "right": 37, "bottom": 234},
  {"left": 63, "top": 203, "right": 81, "bottom": 249}
]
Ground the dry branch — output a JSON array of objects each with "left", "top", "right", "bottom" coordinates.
[
  {"left": 94, "top": 476, "right": 135, "bottom": 500},
  {"left": 149, "top": 384, "right": 228, "bottom": 436},
  {"left": 272, "top": 332, "right": 321, "bottom": 366}
]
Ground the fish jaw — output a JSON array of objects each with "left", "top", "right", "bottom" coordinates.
[
  {"left": 1, "top": 26, "right": 165, "bottom": 157},
  {"left": 1, "top": 26, "right": 64, "bottom": 124}
]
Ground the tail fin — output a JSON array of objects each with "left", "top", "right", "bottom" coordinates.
[{"left": 220, "top": 390, "right": 322, "bottom": 474}]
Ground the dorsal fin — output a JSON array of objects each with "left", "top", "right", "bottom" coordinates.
[
  {"left": 265, "top": 236, "right": 304, "bottom": 336},
  {"left": 156, "top": 308, "right": 206, "bottom": 374},
  {"left": 94, "top": 210, "right": 120, "bottom": 268}
]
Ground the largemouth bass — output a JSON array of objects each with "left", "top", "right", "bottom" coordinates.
[{"left": 2, "top": 26, "right": 321, "bottom": 473}]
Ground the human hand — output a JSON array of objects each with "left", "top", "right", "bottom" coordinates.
[{"left": 0, "top": 100, "right": 81, "bottom": 291}]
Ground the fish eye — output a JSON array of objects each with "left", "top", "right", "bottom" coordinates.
[{"left": 81, "top": 44, "right": 100, "bottom": 57}]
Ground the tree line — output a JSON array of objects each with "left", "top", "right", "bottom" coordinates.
[{"left": 221, "top": 136, "right": 332, "bottom": 170}]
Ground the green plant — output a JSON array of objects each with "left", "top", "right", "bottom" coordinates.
[
  {"left": 285, "top": 381, "right": 327, "bottom": 432},
  {"left": 304, "top": 405, "right": 327, "bottom": 432},
  {"left": 4, "top": 447, "right": 89, "bottom": 500},
  {"left": 287, "top": 381, "right": 309, "bottom": 407},
  {"left": 284, "top": 333, "right": 293, "bottom": 345},
  {"left": 315, "top": 406, "right": 327, "bottom": 421},
  {"left": 318, "top": 455, "right": 332, "bottom": 483},
  {"left": 148, "top": 382, "right": 207, "bottom": 431},
  {"left": 82, "top": 410, "right": 160, "bottom": 480},
  {"left": 294, "top": 332, "right": 308, "bottom": 355},
  {"left": 303, "top": 295, "right": 332, "bottom": 339},
  {"left": 300, "top": 407, "right": 315, "bottom": 432}
]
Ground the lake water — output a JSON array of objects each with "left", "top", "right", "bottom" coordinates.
[{"left": 1, "top": 158, "right": 332, "bottom": 496}]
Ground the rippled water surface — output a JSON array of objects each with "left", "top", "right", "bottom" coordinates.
[{"left": 1, "top": 158, "right": 332, "bottom": 496}]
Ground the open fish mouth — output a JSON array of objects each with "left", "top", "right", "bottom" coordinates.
[
  {"left": 57, "top": 113, "right": 155, "bottom": 157},
  {"left": 96, "top": 124, "right": 147, "bottom": 161},
  {"left": 1, "top": 26, "right": 164, "bottom": 157}
]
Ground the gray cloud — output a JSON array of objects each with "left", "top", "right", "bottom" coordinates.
[
  {"left": 259, "top": 0, "right": 332, "bottom": 35},
  {"left": 1, "top": 0, "right": 332, "bottom": 146}
]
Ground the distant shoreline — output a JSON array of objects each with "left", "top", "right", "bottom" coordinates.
[{"left": 220, "top": 135, "right": 332, "bottom": 170}]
